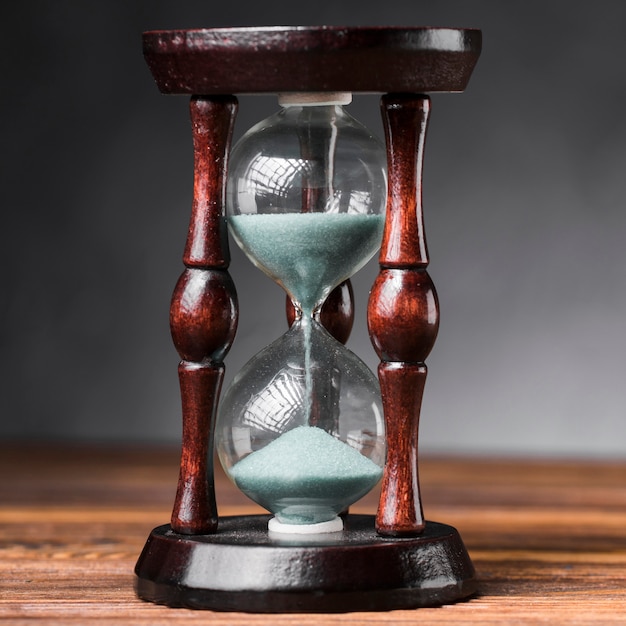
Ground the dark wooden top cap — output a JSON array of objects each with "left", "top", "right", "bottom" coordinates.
[{"left": 143, "top": 26, "right": 481, "bottom": 95}]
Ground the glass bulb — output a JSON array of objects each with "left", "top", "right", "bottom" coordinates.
[
  {"left": 226, "top": 95, "right": 387, "bottom": 315},
  {"left": 217, "top": 318, "right": 385, "bottom": 527},
  {"left": 217, "top": 95, "right": 387, "bottom": 532}
]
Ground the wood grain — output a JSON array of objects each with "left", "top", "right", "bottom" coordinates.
[
  {"left": 2, "top": 444, "right": 625, "bottom": 623},
  {"left": 368, "top": 95, "right": 438, "bottom": 536},
  {"left": 168, "top": 96, "right": 238, "bottom": 535}
]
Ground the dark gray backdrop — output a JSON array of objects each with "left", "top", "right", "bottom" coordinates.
[{"left": 2, "top": 1, "right": 625, "bottom": 456}]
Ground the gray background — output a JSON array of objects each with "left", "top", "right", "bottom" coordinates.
[{"left": 2, "top": 1, "right": 625, "bottom": 457}]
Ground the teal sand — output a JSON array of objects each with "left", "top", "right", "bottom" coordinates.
[
  {"left": 228, "top": 212, "right": 384, "bottom": 314},
  {"left": 229, "top": 426, "right": 383, "bottom": 525}
]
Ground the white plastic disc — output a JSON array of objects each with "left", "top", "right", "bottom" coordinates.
[{"left": 267, "top": 516, "right": 344, "bottom": 535}]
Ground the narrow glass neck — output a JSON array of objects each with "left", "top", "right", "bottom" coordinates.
[{"left": 291, "top": 300, "right": 323, "bottom": 323}]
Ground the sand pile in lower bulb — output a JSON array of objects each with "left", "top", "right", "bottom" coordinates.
[{"left": 229, "top": 426, "right": 382, "bottom": 510}]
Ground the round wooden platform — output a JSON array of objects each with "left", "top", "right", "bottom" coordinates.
[
  {"left": 142, "top": 26, "right": 481, "bottom": 95},
  {"left": 135, "top": 514, "right": 476, "bottom": 613}
]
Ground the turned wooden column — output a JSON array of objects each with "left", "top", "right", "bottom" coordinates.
[
  {"left": 169, "top": 95, "right": 238, "bottom": 534},
  {"left": 368, "top": 94, "right": 439, "bottom": 537}
]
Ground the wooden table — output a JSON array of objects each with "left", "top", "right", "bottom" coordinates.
[{"left": 1, "top": 444, "right": 625, "bottom": 624}]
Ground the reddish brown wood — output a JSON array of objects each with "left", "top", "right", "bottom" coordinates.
[
  {"left": 169, "top": 96, "right": 238, "bottom": 534},
  {"left": 368, "top": 269, "right": 438, "bottom": 362},
  {"left": 170, "top": 269, "right": 238, "bottom": 363},
  {"left": 379, "top": 96, "right": 430, "bottom": 268},
  {"left": 184, "top": 96, "right": 237, "bottom": 268},
  {"left": 368, "top": 94, "right": 438, "bottom": 537},
  {"left": 143, "top": 27, "right": 481, "bottom": 95},
  {"left": 172, "top": 363, "right": 223, "bottom": 533},
  {"left": 286, "top": 279, "right": 354, "bottom": 344},
  {"left": 375, "top": 362, "right": 427, "bottom": 534}
]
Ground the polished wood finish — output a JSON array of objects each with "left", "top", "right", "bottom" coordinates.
[
  {"left": 3, "top": 445, "right": 626, "bottom": 623},
  {"left": 368, "top": 95, "right": 438, "bottom": 536},
  {"left": 136, "top": 516, "right": 475, "bottom": 612},
  {"left": 143, "top": 27, "right": 482, "bottom": 95},
  {"left": 168, "top": 96, "right": 238, "bottom": 534}
]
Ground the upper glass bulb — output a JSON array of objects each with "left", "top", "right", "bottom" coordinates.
[{"left": 226, "top": 93, "right": 387, "bottom": 316}]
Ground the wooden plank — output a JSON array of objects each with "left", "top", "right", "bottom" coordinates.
[{"left": 1, "top": 444, "right": 626, "bottom": 623}]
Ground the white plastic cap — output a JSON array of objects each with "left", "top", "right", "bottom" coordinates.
[{"left": 278, "top": 92, "right": 353, "bottom": 107}]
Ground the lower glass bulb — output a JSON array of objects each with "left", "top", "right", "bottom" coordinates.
[{"left": 216, "top": 318, "right": 385, "bottom": 530}]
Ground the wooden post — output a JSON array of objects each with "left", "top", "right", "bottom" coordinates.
[
  {"left": 368, "top": 94, "right": 439, "bottom": 537},
  {"left": 169, "top": 95, "right": 239, "bottom": 534}
]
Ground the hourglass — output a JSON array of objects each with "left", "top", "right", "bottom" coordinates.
[{"left": 136, "top": 26, "right": 482, "bottom": 612}]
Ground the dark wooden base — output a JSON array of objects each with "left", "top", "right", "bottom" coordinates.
[{"left": 135, "top": 514, "right": 476, "bottom": 613}]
